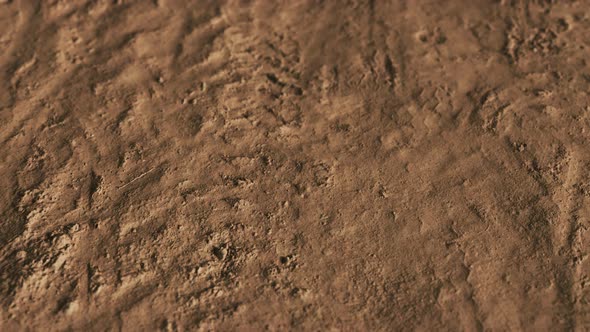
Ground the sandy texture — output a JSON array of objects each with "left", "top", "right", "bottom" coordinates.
[{"left": 1, "top": 0, "right": 590, "bottom": 330}]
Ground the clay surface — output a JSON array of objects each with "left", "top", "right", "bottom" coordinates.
[{"left": 1, "top": 0, "right": 590, "bottom": 330}]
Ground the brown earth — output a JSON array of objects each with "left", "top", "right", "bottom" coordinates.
[{"left": 1, "top": 0, "right": 590, "bottom": 330}]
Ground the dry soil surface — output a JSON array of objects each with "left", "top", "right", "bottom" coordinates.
[{"left": 1, "top": 0, "right": 590, "bottom": 331}]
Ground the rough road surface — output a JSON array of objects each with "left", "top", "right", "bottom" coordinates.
[{"left": 1, "top": 0, "right": 590, "bottom": 330}]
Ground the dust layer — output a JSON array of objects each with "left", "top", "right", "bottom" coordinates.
[{"left": 1, "top": 0, "right": 590, "bottom": 330}]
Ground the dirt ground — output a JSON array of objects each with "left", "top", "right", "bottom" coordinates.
[{"left": 1, "top": 0, "right": 590, "bottom": 330}]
